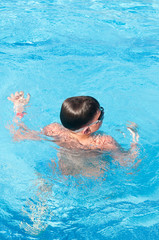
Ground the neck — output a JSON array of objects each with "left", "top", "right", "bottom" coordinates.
[{"left": 69, "top": 130, "right": 91, "bottom": 142}]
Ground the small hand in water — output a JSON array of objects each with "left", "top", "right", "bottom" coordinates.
[
  {"left": 8, "top": 91, "right": 30, "bottom": 113},
  {"left": 127, "top": 121, "right": 139, "bottom": 143},
  {"left": 8, "top": 91, "right": 30, "bottom": 106}
]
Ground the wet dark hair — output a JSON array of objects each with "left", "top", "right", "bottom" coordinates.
[{"left": 60, "top": 96, "right": 100, "bottom": 130}]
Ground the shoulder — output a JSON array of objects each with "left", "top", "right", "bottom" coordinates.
[
  {"left": 43, "top": 123, "right": 62, "bottom": 136},
  {"left": 93, "top": 134, "right": 119, "bottom": 151}
]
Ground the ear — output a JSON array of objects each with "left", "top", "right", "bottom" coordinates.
[{"left": 83, "top": 127, "right": 91, "bottom": 135}]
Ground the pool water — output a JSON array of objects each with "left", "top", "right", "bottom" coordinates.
[{"left": 0, "top": 0, "right": 159, "bottom": 239}]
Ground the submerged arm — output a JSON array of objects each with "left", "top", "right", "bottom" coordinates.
[{"left": 102, "top": 123, "right": 139, "bottom": 166}]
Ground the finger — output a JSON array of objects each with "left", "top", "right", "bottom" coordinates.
[
  {"left": 19, "top": 91, "right": 24, "bottom": 97},
  {"left": 15, "top": 91, "right": 19, "bottom": 98},
  {"left": 19, "top": 92, "right": 24, "bottom": 100},
  {"left": 26, "top": 93, "right": 31, "bottom": 103},
  {"left": 11, "top": 93, "right": 14, "bottom": 99},
  {"left": 127, "top": 127, "right": 132, "bottom": 132},
  {"left": 136, "top": 133, "right": 139, "bottom": 142},
  {"left": 8, "top": 96, "right": 14, "bottom": 102},
  {"left": 127, "top": 128, "right": 136, "bottom": 140}
]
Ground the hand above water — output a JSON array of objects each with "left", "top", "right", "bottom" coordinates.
[
  {"left": 8, "top": 91, "right": 30, "bottom": 113},
  {"left": 127, "top": 121, "right": 139, "bottom": 144}
]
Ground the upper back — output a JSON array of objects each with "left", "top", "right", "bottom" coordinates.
[{"left": 43, "top": 123, "right": 118, "bottom": 151}]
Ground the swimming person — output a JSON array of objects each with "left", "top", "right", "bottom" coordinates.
[{"left": 8, "top": 91, "right": 139, "bottom": 162}]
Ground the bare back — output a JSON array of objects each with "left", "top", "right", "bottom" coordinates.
[{"left": 43, "top": 123, "right": 119, "bottom": 151}]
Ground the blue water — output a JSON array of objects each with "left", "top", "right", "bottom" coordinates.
[{"left": 0, "top": 0, "right": 159, "bottom": 239}]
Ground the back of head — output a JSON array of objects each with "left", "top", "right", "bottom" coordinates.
[{"left": 60, "top": 96, "right": 100, "bottom": 130}]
